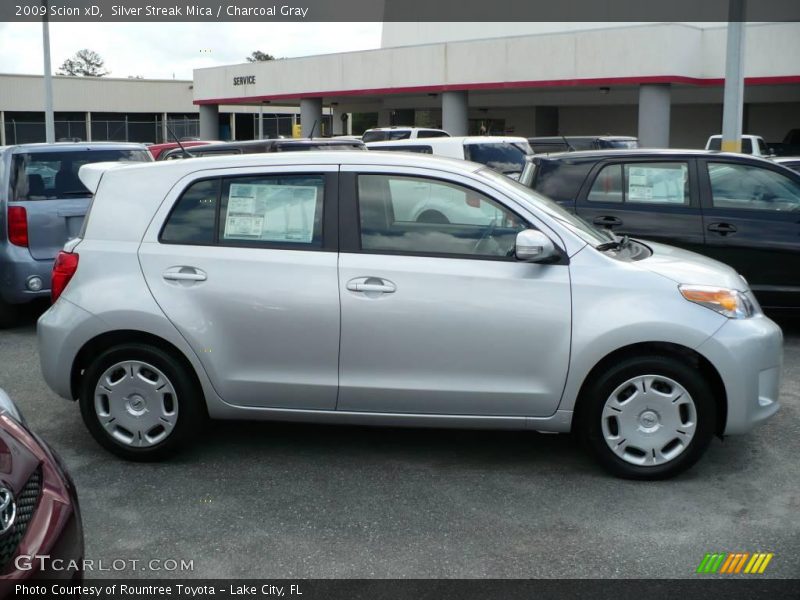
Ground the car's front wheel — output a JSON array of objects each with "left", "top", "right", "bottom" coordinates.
[
  {"left": 578, "top": 355, "right": 717, "bottom": 480},
  {"left": 79, "top": 343, "right": 205, "bottom": 460}
]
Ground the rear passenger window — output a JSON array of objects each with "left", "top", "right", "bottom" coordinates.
[
  {"left": 160, "top": 179, "right": 219, "bottom": 244},
  {"left": 587, "top": 162, "right": 689, "bottom": 205},
  {"left": 219, "top": 175, "right": 324, "bottom": 247}
]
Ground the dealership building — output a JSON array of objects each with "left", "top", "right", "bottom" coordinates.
[
  {"left": 2, "top": 22, "right": 799, "bottom": 148},
  {"left": 193, "top": 21, "right": 800, "bottom": 148}
]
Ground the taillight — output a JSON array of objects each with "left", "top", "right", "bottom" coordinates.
[
  {"left": 8, "top": 206, "right": 28, "bottom": 247},
  {"left": 51, "top": 251, "right": 79, "bottom": 303}
]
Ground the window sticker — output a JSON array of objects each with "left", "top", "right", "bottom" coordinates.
[
  {"left": 626, "top": 165, "right": 687, "bottom": 204},
  {"left": 225, "top": 183, "right": 318, "bottom": 242}
]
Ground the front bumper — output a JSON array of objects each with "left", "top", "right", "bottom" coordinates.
[
  {"left": 0, "top": 416, "right": 83, "bottom": 587},
  {"left": 696, "top": 314, "right": 783, "bottom": 435}
]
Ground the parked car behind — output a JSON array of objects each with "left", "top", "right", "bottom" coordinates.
[
  {"left": 0, "top": 143, "right": 152, "bottom": 327},
  {"left": 705, "top": 134, "right": 772, "bottom": 157},
  {"left": 529, "top": 136, "right": 639, "bottom": 153},
  {"left": 361, "top": 126, "right": 450, "bottom": 143},
  {"left": 158, "top": 138, "right": 366, "bottom": 160},
  {"left": 772, "top": 156, "right": 800, "bottom": 174},
  {"left": 0, "top": 388, "right": 83, "bottom": 588},
  {"left": 38, "top": 151, "right": 782, "bottom": 480},
  {"left": 366, "top": 135, "right": 533, "bottom": 179},
  {"left": 522, "top": 149, "right": 800, "bottom": 311},
  {"left": 147, "top": 140, "right": 217, "bottom": 160}
]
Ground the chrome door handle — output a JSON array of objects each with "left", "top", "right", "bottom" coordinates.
[
  {"left": 163, "top": 268, "right": 207, "bottom": 282},
  {"left": 346, "top": 277, "right": 396, "bottom": 294}
]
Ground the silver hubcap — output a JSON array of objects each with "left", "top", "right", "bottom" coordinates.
[
  {"left": 94, "top": 360, "right": 178, "bottom": 447},
  {"left": 601, "top": 374, "right": 697, "bottom": 466}
]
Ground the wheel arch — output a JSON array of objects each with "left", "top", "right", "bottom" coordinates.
[
  {"left": 70, "top": 330, "right": 206, "bottom": 412},
  {"left": 572, "top": 341, "right": 727, "bottom": 437}
]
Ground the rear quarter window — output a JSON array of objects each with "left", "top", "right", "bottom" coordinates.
[{"left": 532, "top": 160, "right": 594, "bottom": 204}]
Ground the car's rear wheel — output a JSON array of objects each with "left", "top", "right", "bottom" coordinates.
[
  {"left": 578, "top": 355, "right": 716, "bottom": 480},
  {"left": 79, "top": 343, "right": 205, "bottom": 461}
]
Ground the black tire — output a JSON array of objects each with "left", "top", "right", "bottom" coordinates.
[
  {"left": 577, "top": 355, "right": 716, "bottom": 480},
  {"left": 416, "top": 210, "right": 450, "bottom": 224},
  {"left": 0, "top": 299, "right": 23, "bottom": 329},
  {"left": 79, "top": 343, "right": 206, "bottom": 461}
]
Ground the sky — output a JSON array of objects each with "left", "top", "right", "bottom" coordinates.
[{"left": 0, "top": 22, "right": 383, "bottom": 80}]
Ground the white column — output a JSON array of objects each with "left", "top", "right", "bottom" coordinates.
[
  {"left": 637, "top": 84, "right": 671, "bottom": 148},
  {"left": 161, "top": 112, "right": 168, "bottom": 143},
  {"left": 722, "top": 4, "right": 746, "bottom": 152},
  {"left": 0, "top": 111, "right": 5, "bottom": 146},
  {"left": 85, "top": 111, "right": 92, "bottom": 142},
  {"left": 199, "top": 104, "right": 219, "bottom": 140},
  {"left": 230, "top": 112, "right": 237, "bottom": 141},
  {"left": 332, "top": 105, "right": 344, "bottom": 135},
  {"left": 300, "top": 97, "right": 323, "bottom": 138},
  {"left": 442, "top": 91, "right": 468, "bottom": 136}
]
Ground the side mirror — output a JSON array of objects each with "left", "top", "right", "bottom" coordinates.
[{"left": 515, "top": 229, "right": 557, "bottom": 263}]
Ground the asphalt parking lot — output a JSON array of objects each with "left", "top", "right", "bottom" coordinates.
[{"left": 0, "top": 305, "right": 798, "bottom": 579}]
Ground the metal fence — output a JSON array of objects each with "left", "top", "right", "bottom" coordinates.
[{"left": 2, "top": 118, "right": 200, "bottom": 145}]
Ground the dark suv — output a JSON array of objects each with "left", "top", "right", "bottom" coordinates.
[
  {"left": 522, "top": 149, "right": 800, "bottom": 311},
  {"left": 159, "top": 138, "right": 366, "bottom": 160}
]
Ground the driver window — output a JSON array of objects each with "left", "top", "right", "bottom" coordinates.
[
  {"left": 357, "top": 174, "right": 528, "bottom": 258},
  {"left": 708, "top": 163, "right": 800, "bottom": 211}
]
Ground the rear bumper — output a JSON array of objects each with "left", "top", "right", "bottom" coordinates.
[
  {"left": 0, "top": 245, "right": 52, "bottom": 304},
  {"left": 696, "top": 314, "right": 783, "bottom": 435},
  {"left": 38, "top": 298, "right": 103, "bottom": 401}
]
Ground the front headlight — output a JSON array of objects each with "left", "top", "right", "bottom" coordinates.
[{"left": 679, "top": 285, "right": 756, "bottom": 319}]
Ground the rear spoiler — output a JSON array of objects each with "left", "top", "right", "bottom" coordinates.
[{"left": 78, "top": 162, "right": 138, "bottom": 194}]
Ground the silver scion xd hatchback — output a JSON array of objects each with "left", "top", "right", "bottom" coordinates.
[{"left": 37, "top": 152, "right": 783, "bottom": 479}]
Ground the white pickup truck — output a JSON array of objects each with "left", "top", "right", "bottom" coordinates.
[{"left": 705, "top": 134, "right": 773, "bottom": 157}]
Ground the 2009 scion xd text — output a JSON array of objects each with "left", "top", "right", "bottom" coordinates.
[{"left": 37, "top": 152, "right": 783, "bottom": 479}]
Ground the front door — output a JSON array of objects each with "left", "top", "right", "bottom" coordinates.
[
  {"left": 139, "top": 167, "right": 340, "bottom": 409},
  {"left": 699, "top": 160, "right": 800, "bottom": 309},
  {"left": 336, "top": 167, "right": 571, "bottom": 417}
]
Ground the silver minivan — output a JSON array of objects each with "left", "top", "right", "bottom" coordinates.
[
  {"left": 37, "top": 152, "right": 782, "bottom": 479},
  {"left": 0, "top": 142, "right": 152, "bottom": 326}
]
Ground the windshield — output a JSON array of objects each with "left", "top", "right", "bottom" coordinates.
[
  {"left": 464, "top": 142, "right": 533, "bottom": 176},
  {"left": 362, "top": 130, "right": 412, "bottom": 143},
  {"left": 11, "top": 149, "right": 151, "bottom": 200},
  {"left": 475, "top": 167, "right": 612, "bottom": 247}
]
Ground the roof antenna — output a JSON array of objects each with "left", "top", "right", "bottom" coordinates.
[
  {"left": 560, "top": 133, "right": 575, "bottom": 152},
  {"left": 167, "top": 125, "right": 194, "bottom": 158},
  {"left": 308, "top": 119, "right": 318, "bottom": 139}
]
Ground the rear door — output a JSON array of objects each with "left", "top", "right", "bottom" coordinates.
[
  {"left": 139, "top": 165, "right": 341, "bottom": 409},
  {"left": 574, "top": 158, "right": 706, "bottom": 254},
  {"left": 10, "top": 148, "right": 149, "bottom": 259},
  {"left": 698, "top": 159, "right": 800, "bottom": 309}
]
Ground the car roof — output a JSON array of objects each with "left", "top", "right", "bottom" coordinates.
[
  {"left": 5, "top": 142, "right": 147, "bottom": 154},
  {"left": 531, "top": 148, "right": 776, "bottom": 163},
  {"left": 79, "top": 150, "right": 486, "bottom": 193},
  {"left": 364, "top": 126, "right": 444, "bottom": 132},
  {"left": 367, "top": 135, "right": 529, "bottom": 146},
  {"left": 162, "top": 138, "right": 364, "bottom": 155}
]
